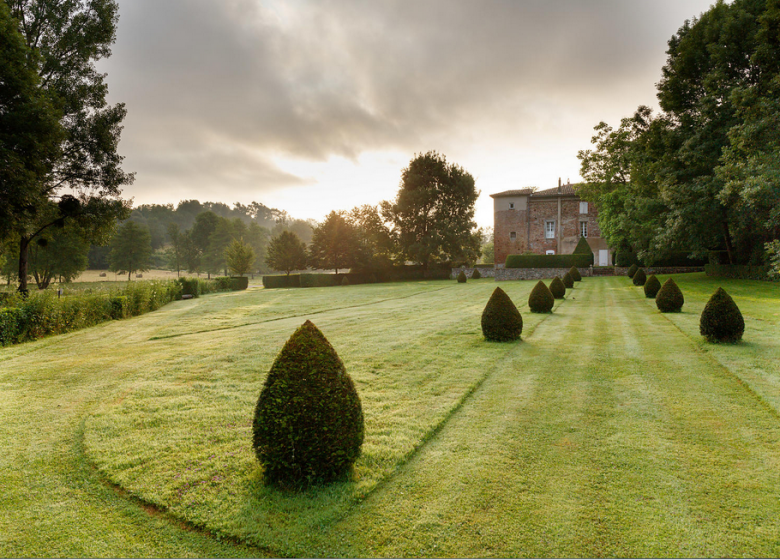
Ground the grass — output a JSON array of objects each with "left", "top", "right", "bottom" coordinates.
[{"left": 1, "top": 274, "right": 780, "bottom": 556}]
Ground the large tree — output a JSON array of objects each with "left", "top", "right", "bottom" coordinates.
[
  {"left": 28, "top": 221, "right": 90, "bottom": 288},
  {"left": 4, "top": 0, "right": 133, "bottom": 292},
  {"left": 225, "top": 238, "right": 255, "bottom": 277},
  {"left": 382, "top": 151, "right": 480, "bottom": 270},
  {"left": 108, "top": 220, "right": 152, "bottom": 281},
  {"left": 265, "top": 230, "right": 307, "bottom": 276},
  {"left": 308, "top": 211, "right": 361, "bottom": 274}
]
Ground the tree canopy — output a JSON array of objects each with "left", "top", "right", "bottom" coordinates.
[
  {"left": 266, "top": 231, "right": 307, "bottom": 276},
  {"left": 109, "top": 220, "right": 152, "bottom": 281},
  {"left": 308, "top": 211, "right": 361, "bottom": 274}
]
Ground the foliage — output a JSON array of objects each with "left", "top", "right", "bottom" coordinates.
[
  {"left": 262, "top": 274, "right": 302, "bottom": 289},
  {"left": 109, "top": 221, "right": 152, "bottom": 281},
  {"left": 481, "top": 287, "right": 523, "bottom": 342},
  {"left": 381, "top": 151, "right": 480, "bottom": 269},
  {"left": 627, "top": 264, "right": 638, "bottom": 278},
  {"left": 568, "top": 265, "right": 582, "bottom": 282},
  {"left": 700, "top": 287, "right": 745, "bottom": 343},
  {"left": 767, "top": 240, "right": 780, "bottom": 278},
  {"left": 504, "top": 254, "right": 593, "bottom": 268},
  {"left": 177, "top": 277, "right": 200, "bottom": 298},
  {"left": 341, "top": 276, "right": 350, "bottom": 286},
  {"left": 562, "top": 272, "right": 574, "bottom": 289},
  {"left": 225, "top": 238, "right": 256, "bottom": 277},
  {"left": 528, "top": 280, "right": 554, "bottom": 313},
  {"left": 27, "top": 222, "right": 90, "bottom": 289},
  {"left": 457, "top": 271, "right": 467, "bottom": 283},
  {"left": 253, "top": 320, "right": 364, "bottom": 488},
  {"left": 632, "top": 268, "right": 647, "bottom": 286},
  {"left": 308, "top": 211, "right": 361, "bottom": 274},
  {"left": 705, "top": 264, "right": 774, "bottom": 281},
  {"left": 573, "top": 236, "right": 593, "bottom": 255},
  {"left": 655, "top": 278, "right": 684, "bottom": 312},
  {"left": 480, "top": 242, "right": 494, "bottom": 264},
  {"left": 347, "top": 205, "right": 397, "bottom": 276},
  {"left": 472, "top": 268, "right": 482, "bottom": 279},
  {"left": 549, "top": 276, "right": 566, "bottom": 299},
  {"left": 644, "top": 274, "right": 662, "bottom": 298},
  {"left": 266, "top": 231, "right": 308, "bottom": 275}
]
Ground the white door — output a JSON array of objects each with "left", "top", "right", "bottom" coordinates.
[{"left": 599, "top": 250, "right": 609, "bottom": 266}]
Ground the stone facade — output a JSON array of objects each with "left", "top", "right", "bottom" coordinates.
[
  {"left": 495, "top": 267, "right": 592, "bottom": 281},
  {"left": 450, "top": 266, "right": 496, "bottom": 279}
]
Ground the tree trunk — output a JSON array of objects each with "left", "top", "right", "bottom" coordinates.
[
  {"left": 17, "top": 235, "right": 31, "bottom": 294},
  {"left": 722, "top": 219, "right": 735, "bottom": 265},
  {"left": 128, "top": 270, "right": 131, "bottom": 281}
]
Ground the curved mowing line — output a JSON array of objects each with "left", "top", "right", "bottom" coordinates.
[{"left": 148, "top": 285, "right": 456, "bottom": 341}]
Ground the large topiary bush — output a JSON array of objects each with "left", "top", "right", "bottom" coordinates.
[
  {"left": 655, "top": 278, "right": 684, "bottom": 312},
  {"left": 481, "top": 287, "right": 523, "bottom": 342},
  {"left": 562, "top": 271, "right": 574, "bottom": 289},
  {"left": 549, "top": 276, "right": 566, "bottom": 299},
  {"left": 627, "top": 263, "right": 638, "bottom": 278},
  {"left": 472, "top": 268, "right": 482, "bottom": 279},
  {"left": 457, "top": 270, "right": 467, "bottom": 283},
  {"left": 568, "top": 265, "right": 582, "bottom": 282},
  {"left": 253, "top": 320, "right": 364, "bottom": 488},
  {"left": 644, "top": 274, "right": 661, "bottom": 298},
  {"left": 528, "top": 280, "right": 554, "bottom": 313},
  {"left": 700, "top": 287, "right": 744, "bottom": 343},
  {"left": 632, "top": 268, "right": 647, "bottom": 286}
]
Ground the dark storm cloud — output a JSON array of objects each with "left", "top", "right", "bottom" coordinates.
[{"left": 101, "top": 0, "right": 715, "bottom": 201}]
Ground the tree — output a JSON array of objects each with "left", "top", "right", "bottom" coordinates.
[
  {"left": 109, "top": 221, "right": 152, "bottom": 281},
  {"left": 225, "top": 238, "right": 255, "bottom": 277},
  {"left": 266, "top": 231, "right": 307, "bottom": 275},
  {"left": 202, "top": 217, "right": 235, "bottom": 277},
  {"left": 166, "top": 222, "right": 184, "bottom": 277},
  {"left": 188, "top": 211, "right": 219, "bottom": 277},
  {"left": 308, "top": 211, "right": 361, "bottom": 274},
  {"left": 5, "top": 0, "right": 134, "bottom": 293},
  {"left": 348, "top": 204, "right": 396, "bottom": 275},
  {"left": 246, "top": 222, "right": 271, "bottom": 273},
  {"left": 382, "top": 151, "right": 480, "bottom": 270},
  {"left": 28, "top": 222, "right": 90, "bottom": 288}
]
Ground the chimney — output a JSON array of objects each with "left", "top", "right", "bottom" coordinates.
[{"left": 557, "top": 177, "right": 561, "bottom": 194}]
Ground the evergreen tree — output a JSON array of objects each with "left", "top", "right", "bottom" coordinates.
[
  {"left": 225, "top": 238, "right": 255, "bottom": 277},
  {"left": 109, "top": 221, "right": 152, "bottom": 281},
  {"left": 266, "top": 231, "right": 307, "bottom": 275}
]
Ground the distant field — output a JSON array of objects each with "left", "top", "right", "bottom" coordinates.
[
  {"left": 1, "top": 274, "right": 780, "bottom": 557},
  {"left": 63, "top": 269, "right": 265, "bottom": 289}
]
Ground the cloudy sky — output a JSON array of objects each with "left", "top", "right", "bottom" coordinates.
[{"left": 98, "top": 0, "right": 717, "bottom": 228}]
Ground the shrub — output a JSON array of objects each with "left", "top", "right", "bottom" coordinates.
[
  {"left": 644, "top": 274, "right": 661, "bottom": 298},
  {"left": 481, "top": 287, "right": 523, "bottom": 342},
  {"left": 252, "top": 320, "right": 364, "bottom": 488},
  {"left": 178, "top": 277, "right": 200, "bottom": 298},
  {"left": 549, "top": 276, "right": 566, "bottom": 299},
  {"left": 568, "top": 265, "right": 582, "bottom": 282},
  {"left": 505, "top": 253, "right": 593, "bottom": 268},
  {"left": 341, "top": 276, "right": 350, "bottom": 286},
  {"left": 109, "top": 296, "right": 127, "bottom": 319},
  {"left": 0, "top": 307, "right": 23, "bottom": 346},
  {"left": 562, "top": 272, "right": 574, "bottom": 289},
  {"left": 655, "top": 278, "right": 684, "bottom": 312},
  {"left": 457, "top": 270, "right": 467, "bottom": 283},
  {"left": 472, "top": 268, "right": 482, "bottom": 279},
  {"left": 230, "top": 276, "right": 249, "bottom": 290},
  {"left": 573, "top": 236, "right": 592, "bottom": 255},
  {"left": 627, "top": 264, "right": 638, "bottom": 278},
  {"left": 700, "top": 287, "right": 744, "bottom": 343},
  {"left": 262, "top": 274, "right": 301, "bottom": 289},
  {"left": 632, "top": 268, "right": 647, "bottom": 286},
  {"left": 528, "top": 280, "right": 554, "bottom": 313}
]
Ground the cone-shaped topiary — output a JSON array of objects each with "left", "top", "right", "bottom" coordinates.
[
  {"left": 655, "top": 278, "right": 684, "bottom": 312},
  {"left": 549, "top": 276, "right": 566, "bottom": 299},
  {"left": 341, "top": 276, "right": 350, "bottom": 286},
  {"left": 568, "top": 265, "right": 582, "bottom": 282},
  {"left": 457, "top": 270, "right": 467, "bottom": 283},
  {"left": 253, "top": 320, "right": 364, "bottom": 488},
  {"left": 644, "top": 274, "right": 661, "bottom": 298},
  {"left": 562, "top": 271, "right": 574, "bottom": 289},
  {"left": 472, "top": 268, "right": 482, "bottom": 279},
  {"left": 481, "top": 287, "right": 523, "bottom": 342},
  {"left": 627, "top": 263, "right": 638, "bottom": 278},
  {"left": 700, "top": 287, "right": 744, "bottom": 343},
  {"left": 632, "top": 268, "right": 647, "bottom": 286},
  {"left": 528, "top": 280, "right": 555, "bottom": 312},
  {"left": 573, "top": 236, "right": 592, "bottom": 255}
]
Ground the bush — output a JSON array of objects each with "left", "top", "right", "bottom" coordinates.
[
  {"left": 481, "top": 287, "right": 523, "bottom": 342},
  {"left": 568, "top": 265, "right": 582, "bottom": 282},
  {"left": 573, "top": 236, "right": 593, "bottom": 255},
  {"left": 700, "top": 287, "right": 744, "bottom": 343},
  {"left": 109, "top": 296, "right": 127, "bottom": 319},
  {"left": 627, "top": 264, "right": 638, "bottom": 278},
  {"left": 178, "top": 277, "right": 200, "bottom": 298},
  {"left": 632, "top": 268, "right": 647, "bottom": 286},
  {"left": 505, "top": 253, "right": 593, "bottom": 269},
  {"left": 549, "top": 276, "right": 566, "bottom": 299},
  {"left": 0, "top": 307, "right": 23, "bottom": 346},
  {"left": 644, "top": 274, "right": 661, "bottom": 298},
  {"left": 655, "top": 278, "right": 684, "bottom": 312},
  {"left": 230, "top": 276, "right": 249, "bottom": 290},
  {"left": 472, "top": 268, "right": 482, "bottom": 279},
  {"left": 457, "top": 270, "right": 467, "bottom": 283},
  {"left": 562, "top": 272, "right": 574, "bottom": 289},
  {"left": 705, "top": 264, "right": 773, "bottom": 281},
  {"left": 214, "top": 276, "right": 232, "bottom": 290},
  {"left": 528, "top": 280, "right": 554, "bottom": 313},
  {"left": 262, "top": 274, "right": 301, "bottom": 289},
  {"left": 252, "top": 320, "right": 364, "bottom": 488},
  {"left": 341, "top": 276, "right": 350, "bottom": 286}
]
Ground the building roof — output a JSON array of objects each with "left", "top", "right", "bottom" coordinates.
[
  {"left": 490, "top": 183, "right": 580, "bottom": 199},
  {"left": 489, "top": 188, "right": 535, "bottom": 198}
]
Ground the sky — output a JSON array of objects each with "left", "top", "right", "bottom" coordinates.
[{"left": 97, "top": 0, "right": 719, "bottom": 229}]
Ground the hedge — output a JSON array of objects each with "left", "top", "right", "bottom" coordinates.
[
  {"left": 262, "top": 266, "right": 450, "bottom": 289},
  {"left": 263, "top": 275, "right": 301, "bottom": 289},
  {"left": 505, "top": 253, "right": 593, "bottom": 269},
  {"left": 615, "top": 251, "right": 708, "bottom": 268},
  {"left": 705, "top": 264, "right": 775, "bottom": 281},
  {"left": 215, "top": 276, "right": 250, "bottom": 291}
]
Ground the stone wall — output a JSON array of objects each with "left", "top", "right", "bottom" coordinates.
[
  {"left": 495, "top": 267, "right": 592, "bottom": 281},
  {"left": 450, "top": 266, "right": 496, "bottom": 279},
  {"left": 613, "top": 266, "right": 705, "bottom": 276}
]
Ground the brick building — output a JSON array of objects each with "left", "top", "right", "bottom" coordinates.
[{"left": 491, "top": 179, "right": 613, "bottom": 267}]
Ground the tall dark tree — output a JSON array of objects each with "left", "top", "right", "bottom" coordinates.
[
  {"left": 4, "top": 0, "right": 133, "bottom": 292},
  {"left": 382, "top": 151, "right": 480, "bottom": 271},
  {"left": 108, "top": 221, "right": 152, "bottom": 281},
  {"left": 308, "top": 211, "right": 361, "bottom": 274},
  {"left": 266, "top": 230, "right": 307, "bottom": 276},
  {"left": 28, "top": 222, "right": 90, "bottom": 288}
]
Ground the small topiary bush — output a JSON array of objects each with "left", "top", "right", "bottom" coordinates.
[
  {"left": 457, "top": 270, "right": 467, "bottom": 283},
  {"left": 341, "top": 276, "right": 350, "bottom": 286},
  {"left": 562, "top": 272, "right": 574, "bottom": 289},
  {"left": 627, "top": 263, "right": 638, "bottom": 278},
  {"left": 472, "top": 268, "right": 482, "bottom": 279},
  {"left": 632, "top": 268, "right": 647, "bottom": 286},
  {"left": 700, "top": 287, "right": 744, "bottom": 343},
  {"left": 528, "top": 280, "right": 554, "bottom": 313},
  {"left": 644, "top": 274, "right": 661, "bottom": 298},
  {"left": 568, "top": 265, "right": 582, "bottom": 282},
  {"left": 481, "top": 287, "right": 523, "bottom": 342},
  {"left": 655, "top": 278, "right": 684, "bottom": 312},
  {"left": 549, "top": 276, "right": 566, "bottom": 299},
  {"left": 253, "top": 320, "right": 364, "bottom": 488}
]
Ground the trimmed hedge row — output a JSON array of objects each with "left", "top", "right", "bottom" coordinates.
[
  {"left": 505, "top": 253, "right": 593, "bottom": 269},
  {"left": 262, "top": 266, "right": 451, "bottom": 289},
  {"left": 615, "top": 251, "right": 708, "bottom": 268},
  {"left": 705, "top": 264, "right": 775, "bottom": 281}
]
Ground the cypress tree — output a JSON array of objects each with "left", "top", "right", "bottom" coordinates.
[
  {"left": 563, "top": 271, "right": 574, "bottom": 289},
  {"left": 549, "top": 276, "right": 566, "bottom": 299},
  {"left": 528, "top": 280, "right": 554, "bottom": 312},
  {"left": 568, "top": 265, "right": 582, "bottom": 282},
  {"left": 644, "top": 274, "right": 661, "bottom": 298},
  {"left": 481, "top": 287, "right": 523, "bottom": 342},
  {"left": 655, "top": 278, "right": 684, "bottom": 312},
  {"left": 632, "top": 268, "right": 647, "bottom": 286},
  {"left": 627, "top": 263, "right": 638, "bottom": 278},
  {"left": 700, "top": 287, "right": 744, "bottom": 342}
]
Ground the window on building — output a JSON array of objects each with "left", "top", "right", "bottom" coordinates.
[
  {"left": 545, "top": 221, "right": 555, "bottom": 239},
  {"left": 580, "top": 221, "right": 588, "bottom": 238},
  {"left": 509, "top": 202, "right": 514, "bottom": 209},
  {"left": 510, "top": 231, "right": 516, "bottom": 240},
  {"left": 579, "top": 201, "right": 589, "bottom": 214},
  {"left": 546, "top": 250, "right": 555, "bottom": 255}
]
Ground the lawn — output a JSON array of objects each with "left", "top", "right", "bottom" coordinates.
[{"left": 1, "top": 274, "right": 779, "bottom": 557}]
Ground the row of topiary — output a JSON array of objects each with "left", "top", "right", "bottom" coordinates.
[{"left": 626, "top": 265, "right": 744, "bottom": 342}]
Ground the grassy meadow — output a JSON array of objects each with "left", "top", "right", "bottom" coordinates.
[{"left": 1, "top": 273, "right": 780, "bottom": 557}]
